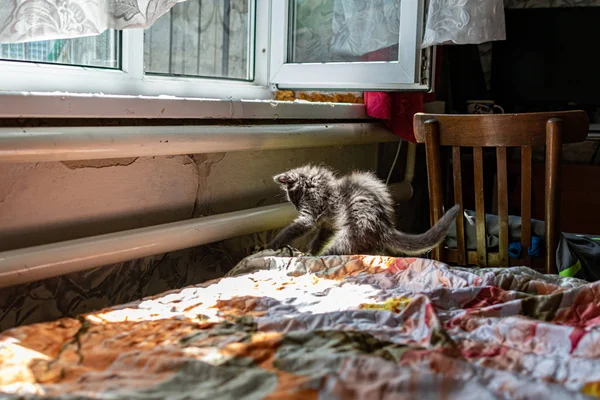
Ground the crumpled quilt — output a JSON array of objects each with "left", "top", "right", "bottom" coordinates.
[{"left": 2, "top": 249, "right": 600, "bottom": 399}]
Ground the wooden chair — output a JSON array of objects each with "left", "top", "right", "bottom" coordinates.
[{"left": 414, "top": 111, "right": 589, "bottom": 274}]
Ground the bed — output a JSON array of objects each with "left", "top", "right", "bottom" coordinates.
[{"left": 1, "top": 249, "right": 600, "bottom": 399}]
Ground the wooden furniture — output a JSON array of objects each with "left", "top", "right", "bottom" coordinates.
[{"left": 414, "top": 111, "right": 589, "bottom": 274}]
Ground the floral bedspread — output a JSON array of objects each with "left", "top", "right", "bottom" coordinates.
[{"left": 2, "top": 249, "right": 600, "bottom": 399}]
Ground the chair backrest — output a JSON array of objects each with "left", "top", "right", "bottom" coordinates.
[{"left": 413, "top": 111, "right": 589, "bottom": 274}]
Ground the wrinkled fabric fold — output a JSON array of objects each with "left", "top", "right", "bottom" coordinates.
[{"left": 2, "top": 251, "right": 600, "bottom": 398}]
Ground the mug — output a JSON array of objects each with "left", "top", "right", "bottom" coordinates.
[{"left": 467, "top": 100, "right": 504, "bottom": 114}]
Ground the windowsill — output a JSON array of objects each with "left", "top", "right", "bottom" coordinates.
[{"left": 0, "top": 91, "right": 370, "bottom": 120}]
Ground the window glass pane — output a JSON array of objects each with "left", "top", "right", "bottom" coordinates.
[
  {"left": 144, "top": 0, "right": 253, "bottom": 81},
  {"left": 289, "top": 0, "right": 400, "bottom": 63},
  {"left": 0, "top": 31, "right": 120, "bottom": 69}
]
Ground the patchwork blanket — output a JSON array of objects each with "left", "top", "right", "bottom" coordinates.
[{"left": 2, "top": 249, "right": 600, "bottom": 399}]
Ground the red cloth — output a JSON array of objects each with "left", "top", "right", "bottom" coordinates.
[
  {"left": 364, "top": 91, "right": 424, "bottom": 142},
  {"left": 364, "top": 47, "right": 443, "bottom": 143}
]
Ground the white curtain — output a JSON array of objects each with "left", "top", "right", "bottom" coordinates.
[
  {"left": 0, "top": 0, "right": 506, "bottom": 50},
  {"left": 327, "top": 0, "right": 506, "bottom": 57},
  {"left": 422, "top": 0, "right": 506, "bottom": 48},
  {"left": 330, "top": 0, "right": 401, "bottom": 58},
  {"left": 0, "top": 0, "right": 184, "bottom": 43}
]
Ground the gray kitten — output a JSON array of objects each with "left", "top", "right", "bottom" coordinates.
[{"left": 268, "top": 164, "right": 459, "bottom": 256}]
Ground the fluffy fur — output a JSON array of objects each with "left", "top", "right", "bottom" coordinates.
[{"left": 268, "top": 164, "right": 459, "bottom": 256}]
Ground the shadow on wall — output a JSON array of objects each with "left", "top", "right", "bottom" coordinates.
[
  {"left": 0, "top": 155, "right": 199, "bottom": 251},
  {"left": 0, "top": 145, "right": 378, "bottom": 251}
]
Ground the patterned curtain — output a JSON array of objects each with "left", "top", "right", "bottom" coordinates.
[
  {"left": 422, "top": 0, "right": 506, "bottom": 48},
  {"left": 293, "top": 0, "right": 506, "bottom": 61},
  {"left": 0, "top": 0, "right": 185, "bottom": 43},
  {"left": 330, "top": 0, "right": 400, "bottom": 59}
]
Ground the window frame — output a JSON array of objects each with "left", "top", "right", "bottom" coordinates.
[
  {"left": 268, "top": 0, "right": 429, "bottom": 91},
  {"left": 0, "top": 0, "right": 272, "bottom": 100},
  {"left": 0, "top": 0, "right": 431, "bottom": 103}
]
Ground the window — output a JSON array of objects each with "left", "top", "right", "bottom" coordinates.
[
  {"left": 0, "top": 0, "right": 268, "bottom": 99},
  {"left": 0, "top": 0, "right": 429, "bottom": 100},
  {"left": 0, "top": 31, "right": 120, "bottom": 69},
  {"left": 270, "top": 0, "right": 429, "bottom": 91},
  {"left": 144, "top": 0, "right": 253, "bottom": 81}
]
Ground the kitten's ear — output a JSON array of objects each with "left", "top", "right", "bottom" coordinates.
[{"left": 274, "top": 172, "right": 297, "bottom": 185}]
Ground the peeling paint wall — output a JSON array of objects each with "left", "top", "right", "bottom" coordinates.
[
  {"left": 0, "top": 143, "right": 378, "bottom": 331},
  {"left": 0, "top": 156, "right": 199, "bottom": 251},
  {"left": 0, "top": 145, "right": 377, "bottom": 251}
]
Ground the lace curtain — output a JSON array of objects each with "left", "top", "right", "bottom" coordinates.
[
  {"left": 422, "top": 0, "right": 506, "bottom": 48},
  {"left": 329, "top": 0, "right": 401, "bottom": 59},
  {"left": 0, "top": 0, "right": 506, "bottom": 54},
  {"left": 0, "top": 0, "right": 184, "bottom": 43},
  {"left": 294, "top": 0, "right": 506, "bottom": 62}
]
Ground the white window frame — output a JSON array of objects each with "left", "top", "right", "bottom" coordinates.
[
  {"left": 0, "top": 0, "right": 430, "bottom": 106},
  {"left": 0, "top": 0, "right": 273, "bottom": 100},
  {"left": 269, "top": 0, "right": 429, "bottom": 91}
]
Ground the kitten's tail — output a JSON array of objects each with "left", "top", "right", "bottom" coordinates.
[{"left": 388, "top": 204, "right": 460, "bottom": 256}]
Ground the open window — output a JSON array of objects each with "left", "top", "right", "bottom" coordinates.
[{"left": 269, "top": 0, "right": 430, "bottom": 91}]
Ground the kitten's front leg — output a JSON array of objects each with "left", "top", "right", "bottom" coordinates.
[
  {"left": 309, "top": 227, "right": 334, "bottom": 255},
  {"left": 319, "top": 229, "right": 354, "bottom": 256},
  {"left": 268, "top": 215, "right": 313, "bottom": 250}
]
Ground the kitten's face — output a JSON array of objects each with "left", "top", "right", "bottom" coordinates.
[
  {"left": 273, "top": 165, "right": 333, "bottom": 208},
  {"left": 273, "top": 170, "right": 306, "bottom": 208}
]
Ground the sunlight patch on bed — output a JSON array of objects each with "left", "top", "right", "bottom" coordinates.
[{"left": 0, "top": 337, "right": 48, "bottom": 394}]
